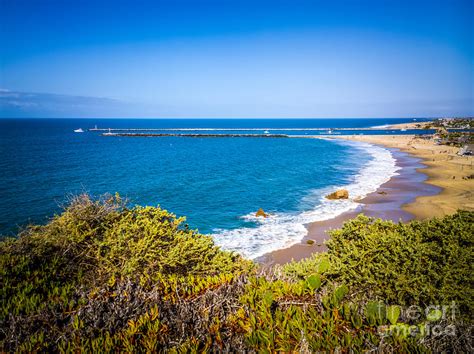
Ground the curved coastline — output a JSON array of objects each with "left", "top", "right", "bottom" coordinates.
[
  {"left": 213, "top": 138, "right": 401, "bottom": 260},
  {"left": 261, "top": 138, "right": 442, "bottom": 265},
  {"left": 332, "top": 135, "right": 474, "bottom": 218}
]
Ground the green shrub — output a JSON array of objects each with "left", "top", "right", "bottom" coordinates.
[
  {"left": 325, "top": 212, "right": 474, "bottom": 315},
  {"left": 0, "top": 194, "right": 250, "bottom": 351},
  {"left": 1, "top": 195, "right": 472, "bottom": 352}
]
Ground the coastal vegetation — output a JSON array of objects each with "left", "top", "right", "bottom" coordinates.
[
  {"left": 1, "top": 195, "right": 473, "bottom": 352},
  {"left": 430, "top": 118, "right": 474, "bottom": 130},
  {"left": 427, "top": 118, "right": 474, "bottom": 148},
  {"left": 435, "top": 130, "right": 474, "bottom": 147}
]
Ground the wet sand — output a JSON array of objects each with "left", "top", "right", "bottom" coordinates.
[
  {"left": 262, "top": 134, "right": 474, "bottom": 265},
  {"left": 261, "top": 147, "right": 441, "bottom": 265},
  {"left": 333, "top": 135, "right": 474, "bottom": 218}
]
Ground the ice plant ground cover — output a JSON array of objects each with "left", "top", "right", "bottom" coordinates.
[{"left": 1, "top": 194, "right": 472, "bottom": 352}]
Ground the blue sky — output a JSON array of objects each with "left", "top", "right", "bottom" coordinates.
[{"left": 0, "top": 0, "right": 473, "bottom": 118}]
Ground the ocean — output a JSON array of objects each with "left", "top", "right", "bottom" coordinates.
[{"left": 0, "top": 118, "right": 432, "bottom": 258}]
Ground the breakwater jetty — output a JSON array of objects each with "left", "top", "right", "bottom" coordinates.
[
  {"left": 91, "top": 127, "right": 408, "bottom": 132},
  {"left": 102, "top": 133, "right": 290, "bottom": 138}
]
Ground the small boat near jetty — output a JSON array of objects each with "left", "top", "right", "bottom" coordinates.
[{"left": 74, "top": 128, "right": 84, "bottom": 133}]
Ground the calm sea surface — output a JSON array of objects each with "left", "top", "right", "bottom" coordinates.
[{"left": 0, "top": 118, "right": 432, "bottom": 257}]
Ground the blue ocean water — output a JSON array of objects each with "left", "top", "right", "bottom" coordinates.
[{"left": 0, "top": 118, "right": 426, "bottom": 257}]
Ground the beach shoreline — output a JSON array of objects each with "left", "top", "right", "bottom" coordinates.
[
  {"left": 332, "top": 135, "right": 474, "bottom": 218},
  {"left": 262, "top": 134, "right": 474, "bottom": 265},
  {"left": 382, "top": 120, "right": 433, "bottom": 130}
]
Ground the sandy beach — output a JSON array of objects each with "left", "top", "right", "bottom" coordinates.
[
  {"left": 384, "top": 121, "right": 433, "bottom": 129},
  {"left": 333, "top": 135, "right": 474, "bottom": 218},
  {"left": 264, "top": 134, "right": 474, "bottom": 264}
]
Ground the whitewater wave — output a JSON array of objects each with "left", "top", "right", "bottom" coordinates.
[
  {"left": 211, "top": 140, "right": 400, "bottom": 260},
  {"left": 370, "top": 124, "right": 390, "bottom": 129}
]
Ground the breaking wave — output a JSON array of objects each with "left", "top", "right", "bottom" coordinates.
[{"left": 211, "top": 140, "right": 400, "bottom": 259}]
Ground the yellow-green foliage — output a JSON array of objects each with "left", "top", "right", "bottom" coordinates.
[
  {"left": 325, "top": 212, "right": 473, "bottom": 315},
  {"left": 1, "top": 195, "right": 472, "bottom": 352},
  {"left": 0, "top": 194, "right": 250, "bottom": 351},
  {"left": 281, "top": 212, "right": 473, "bottom": 314}
]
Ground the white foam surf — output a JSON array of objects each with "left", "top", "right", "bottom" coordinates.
[{"left": 211, "top": 140, "right": 400, "bottom": 260}]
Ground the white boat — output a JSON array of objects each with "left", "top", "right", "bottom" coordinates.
[
  {"left": 327, "top": 129, "right": 333, "bottom": 134},
  {"left": 401, "top": 128, "right": 407, "bottom": 131},
  {"left": 74, "top": 128, "right": 84, "bottom": 133},
  {"left": 264, "top": 130, "right": 270, "bottom": 134}
]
